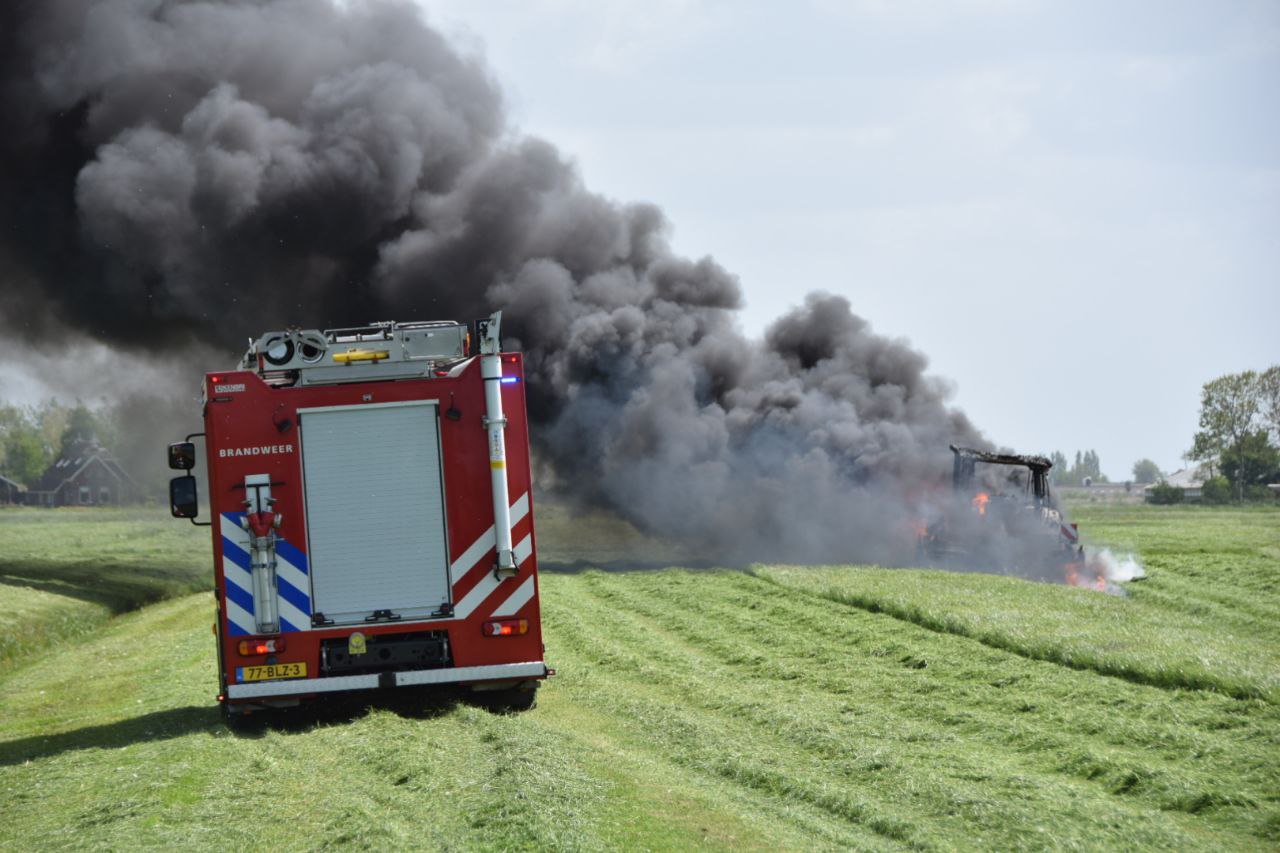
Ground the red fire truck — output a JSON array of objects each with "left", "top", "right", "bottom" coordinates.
[{"left": 168, "top": 312, "right": 549, "bottom": 721}]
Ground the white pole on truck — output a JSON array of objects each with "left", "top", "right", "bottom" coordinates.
[{"left": 480, "top": 312, "right": 518, "bottom": 577}]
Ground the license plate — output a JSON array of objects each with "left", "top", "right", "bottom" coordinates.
[{"left": 237, "top": 662, "right": 307, "bottom": 683}]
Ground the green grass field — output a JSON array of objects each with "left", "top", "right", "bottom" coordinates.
[
  {"left": 0, "top": 507, "right": 209, "bottom": 674},
  {"left": 0, "top": 504, "right": 1276, "bottom": 850}
]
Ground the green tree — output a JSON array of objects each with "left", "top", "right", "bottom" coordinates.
[
  {"left": 58, "top": 403, "right": 100, "bottom": 457},
  {"left": 32, "top": 401, "right": 71, "bottom": 460},
  {"left": 1132, "top": 458, "right": 1161, "bottom": 484},
  {"left": 1201, "top": 476, "right": 1232, "bottom": 505},
  {"left": 1192, "top": 371, "right": 1260, "bottom": 501},
  {"left": 1147, "top": 481, "right": 1183, "bottom": 505},
  {"left": 2, "top": 430, "right": 46, "bottom": 486},
  {"left": 1084, "top": 449, "right": 1108, "bottom": 483},
  {"left": 0, "top": 405, "right": 23, "bottom": 471},
  {"left": 0, "top": 400, "right": 121, "bottom": 489},
  {"left": 1260, "top": 365, "right": 1280, "bottom": 443},
  {"left": 1220, "top": 430, "right": 1280, "bottom": 493},
  {"left": 0, "top": 404, "right": 56, "bottom": 486},
  {"left": 1049, "top": 451, "right": 1068, "bottom": 485},
  {"left": 1048, "top": 449, "right": 1107, "bottom": 485}
]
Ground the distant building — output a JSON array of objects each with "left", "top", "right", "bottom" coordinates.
[
  {"left": 1069, "top": 480, "right": 1130, "bottom": 496},
  {"left": 0, "top": 474, "right": 24, "bottom": 505},
  {"left": 1144, "top": 462, "right": 1213, "bottom": 503},
  {"left": 25, "top": 438, "right": 140, "bottom": 507}
]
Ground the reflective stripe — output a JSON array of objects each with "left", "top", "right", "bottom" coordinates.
[
  {"left": 224, "top": 555, "right": 253, "bottom": 595},
  {"left": 221, "top": 512, "right": 311, "bottom": 631},
  {"left": 225, "top": 598, "right": 254, "bottom": 637},
  {"left": 454, "top": 533, "right": 532, "bottom": 619},
  {"left": 398, "top": 661, "right": 543, "bottom": 687},
  {"left": 277, "top": 561, "right": 310, "bottom": 610},
  {"left": 449, "top": 493, "right": 529, "bottom": 581},
  {"left": 275, "top": 592, "right": 310, "bottom": 635},
  {"left": 224, "top": 570, "right": 254, "bottom": 614},
  {"left": 277, "top": 576, "right": 310, "bottom": 614},
  {"left": 222, "top": 537, "right": 251, "bottom": 570},
  {"left": 491, "top": 576, "right": 535, "bottom": 618},
  {"left": 276, "top": 539, "right": 309, "bottom": 574},
  {"left": 226, "top": 661, "right": 548, "bottom": 699},
  {"left": 220, "top": 491, "right": 533, "bottom": 636}
]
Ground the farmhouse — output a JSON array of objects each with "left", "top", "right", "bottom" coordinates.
[
  {"left": 1144, "top": 463, "right": 1212, "bottom": 503},
  {"left": 25, "top": 438, "right": 139, "bottom": 507},
  {"left": 0, "top": 474, "right": 24, "bottom": 505}
]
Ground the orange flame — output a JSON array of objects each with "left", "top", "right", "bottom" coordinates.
[
  {"left": 971, "top": 492, "right": 989, "bottom": 516},
  {"left": 1063, "top": 560, "right": 1108, "bottom": 591}
]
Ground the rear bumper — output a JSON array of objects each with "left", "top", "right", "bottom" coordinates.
[{"left": 225, "top": 660, "right": 548, "bottom": 700}]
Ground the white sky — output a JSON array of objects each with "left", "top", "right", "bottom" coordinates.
[{"left": 420, "top": 0, "right": 1280, "bottom": 480}]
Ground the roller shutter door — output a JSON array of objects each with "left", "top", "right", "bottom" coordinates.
[{"left": 299, "top": 401, "right": 451, "bottom": 625}]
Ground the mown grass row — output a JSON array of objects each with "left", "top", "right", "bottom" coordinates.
[
  {"left": 0, "top": 504, "right": 209, "bottom": 671},
  {"left": 753, "top": 565, "right": 1279, "bottom": 702},
  {"left": 750, "top": 505, "right": 1280, "bottom": 704},
  {"left": 542, "top": 569, "right": 1279, "bottom": 848},
  {"left": 1073, "top": 505, "right": 1280, "bottom": 627},
  {"left": 1, "top": 504, "right": 1277, "bottom": 849},
  {"left": 0, "top": 592, "right": 850, "bottom": 851},
  {"left": 0, "top": 508, "right": 210, "bottom": 671}
]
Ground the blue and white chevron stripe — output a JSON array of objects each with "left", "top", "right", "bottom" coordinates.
[{"left": 220, "top": 512, "right": 311, "bottom": 636}]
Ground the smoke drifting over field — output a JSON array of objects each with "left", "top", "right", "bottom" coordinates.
[{"left": 0, "top": 0, "right": 985, "bottom": 563}]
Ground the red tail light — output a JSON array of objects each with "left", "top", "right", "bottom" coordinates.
[
  {"left": 483, "top": 619, "right": 529, "bottom": 637},
  {"left": 238, "top": 638, "right": 285, "bottom": 655}
]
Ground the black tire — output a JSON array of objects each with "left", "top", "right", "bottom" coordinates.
[
  {"left": 478, "top": 686, "right": 538, "bottom": 713},
  {"left": 221, "top": 701, "right": 265, "bottom": 731},
  {"left": 221, "top": 701, "right": 244, "bottom": 727}
]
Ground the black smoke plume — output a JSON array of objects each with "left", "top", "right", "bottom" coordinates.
[{"left": 1, "top": 0, "right": 987, "bottom": 564}]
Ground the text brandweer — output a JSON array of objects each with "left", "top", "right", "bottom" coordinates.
[{"left": 219, "top": 445, "right": 294, "bottom": 458}]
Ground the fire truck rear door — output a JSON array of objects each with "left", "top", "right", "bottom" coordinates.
[{"left": 298, "top": 400, "right": 451, "bottom": 625}]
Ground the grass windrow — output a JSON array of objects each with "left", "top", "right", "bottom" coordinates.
[{"left": 0, "top": 503, "right": 1276, "bottom": 849}]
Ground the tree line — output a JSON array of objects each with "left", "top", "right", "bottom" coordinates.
[
  {"left": 1047, "top": 449, "right": 1108, "bottom": 487},
  {"left": 1052, "top": 367, "right": 1278, "bottom": 502},
  {"left": 1045, "top": 452, "right": 1162, "bottom": 488},
  {"left": 1180, "top": 366, "right": 1280, "bottom": 502},
  {"left": 0, "top": 401, "right": 106, "bottom": 487},
  {"left": 0, "top": 399, "right": 181, "bottom": 499}
]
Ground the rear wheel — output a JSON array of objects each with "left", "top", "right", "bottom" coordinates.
[
  {"left": 221, "top": 701, "right": 248, "bottom": 728},
  {"left": 476, "top": 685, "right": 538, "bottom": 713},
  {"left": 221, "top": 701, "right": 268, "bottom": 731}
]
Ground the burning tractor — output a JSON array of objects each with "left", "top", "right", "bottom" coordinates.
[{"left": 917, "top": 445, "right": 1107, "bottom": 587}]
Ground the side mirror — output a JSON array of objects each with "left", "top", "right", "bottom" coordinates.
[
  {"left": 170, "top": 476, "right": 199, "bottom": 519},
  {"left": 168, "top": 442, "right": 196, "bottom": 470}
]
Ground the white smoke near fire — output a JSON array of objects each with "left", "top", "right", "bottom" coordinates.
[
  {"left": 0, "top": 0, "right": 1126, "bottom": 582},
  {"left": 1088, "top": 548, "right": 1147, "bottom": 583}
]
